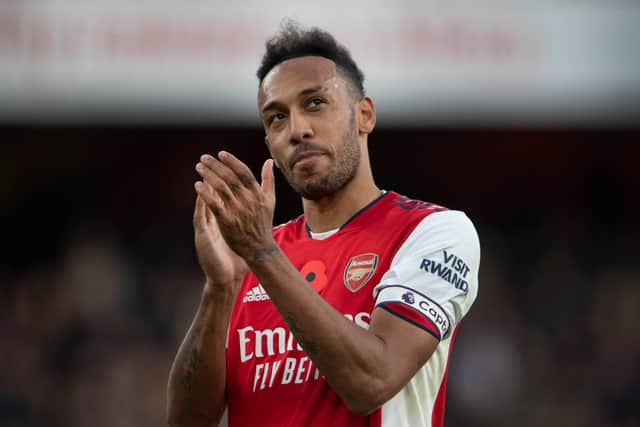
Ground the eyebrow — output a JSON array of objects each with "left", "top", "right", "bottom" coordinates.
[{"left": 261, "top": 85, "right": 326, "bottom": 114}]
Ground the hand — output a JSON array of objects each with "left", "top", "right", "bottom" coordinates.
[
  {"left": 194, "top": 151, "right": 277, "bottom": 263},
  {"left": 193, "top": 194, "right": 248, "bottom": 293}
]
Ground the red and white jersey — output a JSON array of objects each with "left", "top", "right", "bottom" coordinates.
[{"left": 224, "top": 191, "right": 480, "bottom": 427}]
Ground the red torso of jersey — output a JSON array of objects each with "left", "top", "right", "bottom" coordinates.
[{"left": 225, "top": 191, "right": 447, "bottom": 427}]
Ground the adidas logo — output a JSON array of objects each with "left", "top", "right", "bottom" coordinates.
[{"left": 243, "top": 284, "right": 270, "bottom": 303}]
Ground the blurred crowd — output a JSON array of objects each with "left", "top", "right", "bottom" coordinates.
[
  {"left": 2, "top": 136, "right": 639, "bottom": 427},
  {"left": 4, "top": 204, "right": 639, "bottom": 427}
]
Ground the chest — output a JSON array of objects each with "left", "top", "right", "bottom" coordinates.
[{"left": 242, "top": 229, "right": 401, "bottom": 323}]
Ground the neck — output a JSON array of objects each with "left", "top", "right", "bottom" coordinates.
[{"left": 302, "top": 159, "right": 380, "bottom": 233}]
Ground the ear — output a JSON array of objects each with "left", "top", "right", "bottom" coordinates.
[{"left": 357, "top": 96, "right": 376, "bottom": 135}]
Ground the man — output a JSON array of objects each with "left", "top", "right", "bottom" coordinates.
[{"left": 167, "top": 22, "right": 479, "bottom": 427}]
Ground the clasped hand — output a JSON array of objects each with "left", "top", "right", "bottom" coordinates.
[{"left": 194, "top": 151, "right": 276, "bottom": 263}]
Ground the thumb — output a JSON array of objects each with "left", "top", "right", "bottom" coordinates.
[{"left": 261, "top": 158, "right": 276, "bottom": 204}]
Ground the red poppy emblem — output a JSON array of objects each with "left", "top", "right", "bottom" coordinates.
[
  {"left": 343, "top": 253, "right": 379, "bottom": 293},
  {"left": 301, "top": 260, "right": 328, "bottom": 293}
]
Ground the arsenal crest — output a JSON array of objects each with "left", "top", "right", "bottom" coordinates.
[{"left": 343, "top": 253, "right": 379, "bottom": 292}]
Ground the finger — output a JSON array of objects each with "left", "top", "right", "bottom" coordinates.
[
  {"left": 196, "top": 159, "right": 236, "bottom": 204},
  {"left": 193, "top": 195, "right": 207, "bottom": 231},
  {"left": 195, "top": 181, "right": 224, "bottom": 217},
  {"left": 204, "top": 197, "right": 214, "bottom": 224},
  {"left": 199, "top": 154, "right": 244, "bottom": 194},
  {"left": 218, "top": 151, "right": 260, "bottom": 190},
  {"left": 261, "top": 158, "right": 276, "bottom": 204},
  {"left": 198, "top": 181, "right": 217, "bottom": 225}
]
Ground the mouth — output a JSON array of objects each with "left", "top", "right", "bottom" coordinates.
[{"left": 289, "top": 151, "right": 326, "bottom": 169}]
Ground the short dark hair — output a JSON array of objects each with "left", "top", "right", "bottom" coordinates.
[{"left": 257, "top": 21, "right": 365, "bottom": 99}]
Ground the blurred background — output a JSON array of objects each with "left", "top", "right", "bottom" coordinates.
[{"left": 1, "top": 1, "right": 639, "bottom": 426}]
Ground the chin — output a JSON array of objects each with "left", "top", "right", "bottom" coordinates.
[
  {"left": 292, "top": 177, "right": 329, "bottom": 200},
  {"left": 289, "top": 165, "right": 354, "bottom": 200},
  {"left": 291, "top": 167, "right": 323, "bottom": 186}
]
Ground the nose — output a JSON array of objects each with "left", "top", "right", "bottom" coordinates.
[{"left": 289, "top": 109, "right": 314, "bottom": 143}]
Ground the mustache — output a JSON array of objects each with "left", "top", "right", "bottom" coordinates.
[{"left": 288, "top": 142, "right": 330, "bottom": 169}]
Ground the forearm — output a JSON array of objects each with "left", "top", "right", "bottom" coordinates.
[
  {"left": 167, "top": 284, "right": 236, "bottom": 426},
  {"left": 248, "top": 245, "right": 392, "bottom": 414}
]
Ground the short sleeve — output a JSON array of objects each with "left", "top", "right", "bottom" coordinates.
[{"left": 373, "top": 210, "right": 480, "bottom": 341}]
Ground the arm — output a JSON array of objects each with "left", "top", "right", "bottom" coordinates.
[
  {"left": 166, "top": 195, "right": 247, "bottom": 426},
  {"left": 166, "top": 285, "right": 234, "bottom": 426},
  {"left": 195, "top": 152, "right": 478, "bottom": 415},
  {"left": 247, "top": 247, "right": 439, "bottom": 415}
]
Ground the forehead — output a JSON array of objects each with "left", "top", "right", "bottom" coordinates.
[{"left": 258, "top": 56, "right": 342, "bottom": 108}]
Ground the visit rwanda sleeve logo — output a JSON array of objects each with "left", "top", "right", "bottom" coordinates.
[{"left": 343, "top": 253, "right": 379, "bottom": 292}]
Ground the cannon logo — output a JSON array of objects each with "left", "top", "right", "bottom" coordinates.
[{"left": 343, "top": 253, "right": 379, "bottom": 292}]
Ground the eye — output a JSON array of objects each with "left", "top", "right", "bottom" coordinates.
[
  {"left": 307, "top": 98, "right": 325, "bottom": 109},
  {"left": 268, "top": 112, "right": 286, "bottom": 125}
]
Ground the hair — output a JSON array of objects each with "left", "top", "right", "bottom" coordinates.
[{"left": 256, "top": 21, "right": 365, "bottom": 99}]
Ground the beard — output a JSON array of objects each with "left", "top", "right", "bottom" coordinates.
[{"left": 286, "top": 113, "right": 361, "bottom": 200}]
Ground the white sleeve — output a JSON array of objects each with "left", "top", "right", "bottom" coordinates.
[{"left": 373, "top": 210, "right": 480, "bottom": 340}]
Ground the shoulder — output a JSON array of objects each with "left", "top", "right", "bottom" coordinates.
[
  {"left": 272, "top": 214, "right": 304, "bottom": 239},
  {"left": 411, "top": 210, "right": 479, "bottom": 245},
  {"left": 374, "top": 191, "right": 473, "bottom": 237},
  {"left": 395, "top": 209, "right": 481, "bottom": 273},
  {"left": 378, "top": 192, "right": 450, "bottom": 225},
  {"left": 385, "top": 192, "right": 448, "bottom": 214}
]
